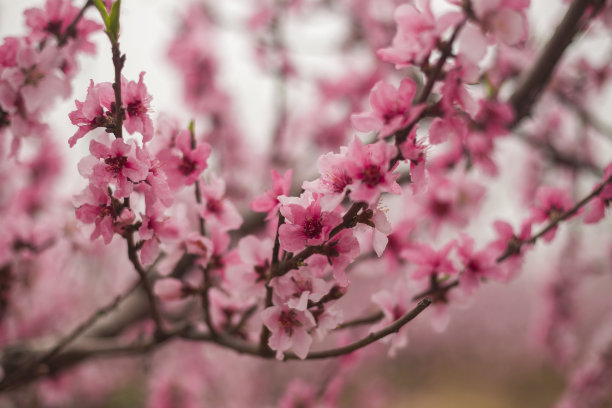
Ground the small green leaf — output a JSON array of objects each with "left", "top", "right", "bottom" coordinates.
[
  {"left": 109, "top": 0, "right": 121, "bottom": 42},
  {"left": 92, "top": 0, "right": 110, "bottom": 27}
]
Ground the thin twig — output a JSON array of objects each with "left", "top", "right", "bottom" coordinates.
[
  {"left": 497, "top": 172, "right": 612, "bottom": 262},
  {"left": 259, "top": 213, "right": 285, "bottom": 352},
  {"left": 126, "top": 231, "right": 164, "bottom": 334},
  {"left": 57, "top": 0, "right": 94, "bottom": 46},
  {"left": 335, "top": 311, "right": 384, "bottom": 330}
]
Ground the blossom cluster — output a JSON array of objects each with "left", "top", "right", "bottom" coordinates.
[{"left": 2, "top": 0, "right": 612, "bottom": 407}]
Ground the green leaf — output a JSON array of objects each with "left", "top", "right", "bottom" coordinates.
[
  {"left": 108, "top": 0, "right": 121, "bottom": 43},
  {"left": 92, "top": 0, "right": 110, "bottom": 27}
]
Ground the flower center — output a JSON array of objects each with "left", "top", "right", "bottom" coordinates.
[
  {"left": 330, "top": 172, "right": 352, "bottom": 193},
  {"left": 0, "top": 108, "right": 9, "bottom": 129},
  {"left": 362, "top": 165, "right": 382, "bottom": 187},
  {"left": 278, "top": 310, "right": 301, "bottom": 335},
  {"left": 98, "top": 204, "right": 114, "bottom": 218},
  {"left": 466, "top": 259, "right": 481, "bottom": 274},
  {"left": 178, "top": 156, "right": 197, "bottom": 176},
  {"left": 126, "top": 100, "right": 147, "bottom": 117},
  {"left": 104, "top": 155, "right": 128, "bottom": 175},
  {"left": 44, "top": 20, "right": 63, "bottom": 36},
  {"left": 430, "top": 199, "right": 451, "bottom": 217},
  {"left": 303, "top": 216, "right": 322, "bottom": 239},
  {"left": 206, "top": 199, "right": 222, "bottom": 214},
  {"left": 22, "top": 66, "right": 45, "bottom": 87},
  {"left": 291, "top": 276, "right": 313, "bottom": 293}
]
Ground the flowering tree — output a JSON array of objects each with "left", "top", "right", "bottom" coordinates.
[{"left": 1, "top": 0, "right": 612, "bottom": 406}]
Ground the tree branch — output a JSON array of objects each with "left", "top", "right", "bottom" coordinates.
[{"left": 509, "top": 0, "right": 604, "bottom": 125}]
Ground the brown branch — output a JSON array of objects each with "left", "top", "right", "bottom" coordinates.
[
  {"left": 415, "top": 172, "right": 612, "bottom": 300},
  {"left": 509, "top": 0, "right": 604, "bottom": 125},
  {"left": 126, "top": 231, "right": 164, "bottom": 334},
  {"left": 416, "top": 20, "right": 466, "bottom": 106},
  {"left": 335, "top": 311, "right": 384, "bottom": 330},
  {"left": 186, "top": 298, "right": 432, "bottom": 360},
  {"left": 0, "top": 280, "right": 140, "bottom": 391},
  {"left": 295, "top": 297, "right": 431, "bottom": 359},
  {"left": 111, "top": 42, "right": 125, "bottom": 139}
]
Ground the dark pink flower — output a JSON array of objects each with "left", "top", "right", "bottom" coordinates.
[
  {"left": 279, "top": 193, "right": 342, "bottom": 253},
  {"left": 74, "top": 185, "right": 116, "bottom": 244},
  {"left": 471, "top": 0, "right": 529, "bottom": 46},
  {"left": 86, "top": 136, "right": 148, "bottom": 198},
  {"left": 122, "top": 72, "right": 154, "bottom": 143},
  {"left": 25, "top": 0, "right": 101, "bottom": 53},
  {"left": 139, "top": 203, "right": 181, "bottom": 265},
  {"left": 303, "top": 149, "right": 352, "bottom": 210},
  {"left": 250, "top": 169, "right": 293, "bottom": 220},
  {"left": 261, "top": 305, "right": 316, "bottom": 360},
  {"left": 377, "top": 1, "right": 463, "bottom": 67},
  {"left": 531, "top": 186, "right": 574, "bottom": 242},
  {"left": 308, "top": 229, "right": 360, "bottom": 286},
  {"left": 402, "top": 241, "right": 456, "bottom": 280},
  {"left": 351, "top": 78, "right": 425, "bottom": 138},
  {"left": 68, "top": 80, "right": 114, "bottom": 147},
  {"left": 199, "top": 174, "right": 242, "bottom": 231},
  {"left": 156, "top": 129, "right": 211, "bottom": 189},
  {"left": 344, "top": 137, "right": 401, "bottom": 205},
  {"left": 457, "top": 234, "right": 503, "bottom": 294},
  {"left": 271, "top": 270, "right": 332, "bottom": 311}
]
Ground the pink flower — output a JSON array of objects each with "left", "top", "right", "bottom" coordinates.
[
  {"left": 351, "top": 78, "right": 425, "bottom": 138},
  {"left": 85, "top": 136, "right": 148, "bottom": 198},
  {"left": 371, "top": 284, "right": 414, "bottom": 356},
  {"left": 74, "top": 185, "right": 116, "bottom": 244},
  {"left": 279, "top": 193, "right": 342, "bottom": 253},
  {"left": 261, "top": 305, "right": 316, "bottom": 360},
  {"left": 490, "top": 220, "right": 532, "bottom": 281},
  {"left": 399, "top": 134, "right": 428, "bottom": 192},
  {"left": 417, "top": 172, "right": 485, "bottom": 235},
  {"left": 139, "top": 203, "right": 181, "bottom": 266},
  {"left": 250, "top": 169, "right": 293, "bottom": 220},
  {"left": 308, "top": 229, "right": 360, "bottom": 286},
  {"left": 303, "top": 149, "right": 352, "bottom": 210},
  {"left": 225, "top": 235, "right": 273, "bottom": 298},
  {"left": 199, "top": 174, "right": 242, "bottom": 231},
  {"left": 134, "top": 147, "right": 173, "bottom": 208},
  {"left": 122, "top": 72, "right": 154, "bottom": 143},
  {"left": 344, "top": 137, "right": 401, "bottom": 205},
  {"left": 271, "top": 269, "right": 332, "bottom": 311},
  {"left": 68, "top": 80, "right": 114, "bottom": 147},
  {"left": 531, "top": 186, "right": 574, "bottom": 242},
  {"left": 457, "top": 234, "right": 503, "bottom": 294},
  {"left": 25, "top": 0, "right": 101, "bottom": 53},
  {"left": 1, "top": 40, "right": 70, "bottom": 115},
  {"left": 402, "top": 241, "right": 456, "bottom": 280},
  {"left": 156, "top": 129, "right": 211, "bottom": 189},
  {"left": 377, "top": 1, "right": 463, "bottom": 67},
  {"left": 471, "top": 0, "right": 529, "bottom": 46}
]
